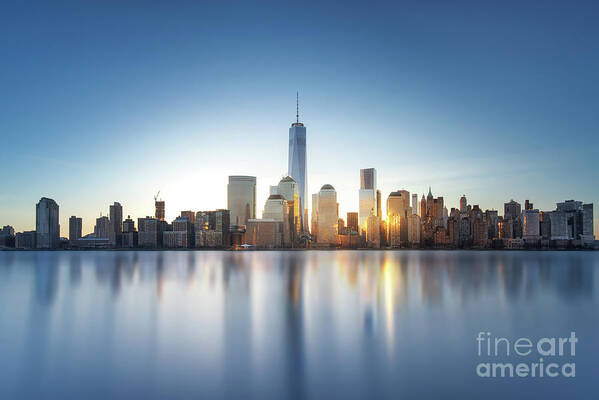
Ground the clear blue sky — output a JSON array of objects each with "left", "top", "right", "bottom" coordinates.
[{"left": 1, "top": 0, "right": 598, "bottom": 236}]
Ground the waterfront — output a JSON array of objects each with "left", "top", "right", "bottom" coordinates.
[{"left": 0, "top": 251, "right": 598, "bottom": 399}]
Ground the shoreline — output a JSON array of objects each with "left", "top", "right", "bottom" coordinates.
[{"left": 1, "top": 247, "right": 597, "bottom": 252}]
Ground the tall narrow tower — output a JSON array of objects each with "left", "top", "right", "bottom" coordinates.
[
  {"left": 288, "top": 92, "right": 307, "bottom": 231},
  {"left": 359, "top": 168, "right": 377, "bottom": 229}
]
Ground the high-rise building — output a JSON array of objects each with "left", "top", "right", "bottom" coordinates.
[
  {"left": 164, "top": 216, "right": 193, "bottom": 248},
  {"left": 522, "top": 209, "right": 540, "bottom": 240},
  {"left": 337, "top": 218, "right": 345, "bottom": 234},
  {"left": 122, "top": 215, "right": 137, "bottom": 248},
  {"left": 317, "top": 184, "right": 339, "bottom": 246},
  {"left": 227, "top": 175, "right": 256, "bottom": 226},
  {"left": 376, "top": 189, "right": 382, "bottom": 220},
  {"left": 359, "top": 189, "right": 376, "bottom": 229},
  {"left": 123, "top": 216, "right": 135, "bottom": 232},
  {"left": 1, "top": 226, "right": 14, "bottom": 236},
  {"left": 524, "top": 200, "right": 534, "bottom": 210},
  {"left": 504, "top": 200, "right": 521, "bottom": 220},
  {"left": 16, "top": 231, "right": 36, "bottom": 249},
  {"left": 311, "top": 193, "right": 319, "bottom": 238},
  {"left": 485, "top": 210, "right": 499, "bottom": 239},
  {"left": 549, "top": 211, "right": 568, "bottom": 240},
  {"left": 408, "top": 214, "right": 421, "bottom": 245},
  {"left": 360, "top": 168, "right": 377, "bottom": 190},
  {"left": 387, "top": 190, "right": 410, "bottom": 244},
  {"left": 411, "top": 194, "right": 418, "bottom": 215},
  {"left": 36, "top": 197, "right": 60, "bottom": 249},
  {"left": 69, "top": 216, "right": 82, "bottom": 242},
  {"left": 366, "top": 212, "right": 381, "bottom": 248},
  {"left": 180, "top": 211, "right": 196, "bottom": 224},
  {"left": 94, "top": 216, "right": 110, "bottom": 239},
  {"left": 194, "top": 209, "right": 230, "bottom": 248},
  {"left": 262, "top": 194, "right": 291, "bottom": 246},
  {"left": 263, "top": 194, "right": 288, "bottom": 221},
  {"left": 421, "top": 188, "right": 444, "bottom": 221},
  {"left": 109, "top": 202, "right": 123, "bottom": 246},
  {"left": 138, "top": 216, "right": 164, "bottom": 248},
  {"left": 582, "top": 203, "right": 594, "bottom": 242},
  {"left": 288, "top": 93, "right": 307, "bottom": 230},
  {"left": 426, "top": 187, "right": 434, "bottom": 218},
  {"left": 155, "top": 200, "right": 165, "bottom": 221},
  {"left": 434, "top": 197, "right": 444, "bottom": 220},
  {"left": 359, "top": 168, "right": 377, "bottom": 229},
  {"left": 109, "top": 202, "right": 123, "bottom": 233},
  {"left": 539, "top": 211, "right": 551, "bottom": 240},
  {"left": 277, "top": 176, "right": 301, "bottom": 240},
  {"left": 388, "top": 213, "right": 401, "bottom": 247},
  {"left": 460, "top": 195, "right": 467, "bottom": 212},
  {"left": 346, "top": 212, "right": 359, "bottom": 233},
  {"left": 0, "top": 226, "right": 15, "bottom": 248},
  {"left": 214, "top": 209, "right": 231, "bottom": 246},
  {"left": 472, "top": 210, "right": 489, "bottom": 247},
  {"left": 245, "top": 219, "right": 284, "bottom": 248},
  {"left": 554, "top": 200, "right": 594, "bottom": 242}
]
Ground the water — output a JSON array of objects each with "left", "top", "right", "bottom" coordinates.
[{"left": 0, "top": 250, "right": 597, "bottom": 399}]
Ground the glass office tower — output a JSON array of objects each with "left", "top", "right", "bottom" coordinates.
[
  {"left": 288, "top": 97, "right": 307, "bottom": 231},
  {"left": 359, "top": 168, "right": 377, "bottom": 229},
  {"left": 227, "top": 176, "right": 256, "bottom": 226},
  {"left": 36, "top": 197, "right": 60, "bottom": 249}
]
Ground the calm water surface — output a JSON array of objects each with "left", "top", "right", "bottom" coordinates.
[{"left": 0, "top": 250, "right": 598, "bottom": 399}]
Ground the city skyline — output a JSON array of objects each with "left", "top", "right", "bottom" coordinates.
[
  {"left": 3, "top": 133, "right": 599, "bottom": 238},
  {"left": 2, "top": 1, "right": 599, "bottom": 236}
]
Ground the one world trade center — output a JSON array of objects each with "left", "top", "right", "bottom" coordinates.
[{"left": 288, "top": 93, "right": 308, "bottom": 231}]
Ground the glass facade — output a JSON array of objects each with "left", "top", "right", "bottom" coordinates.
[
  {"left": 317, "top": 185, "right": 338, "bottom": 245},
  {"left": 288, "top": 123, "right": 307, "bottom": 231},
  {"left": 36, "top": 197, "right": 60, "bottom": 249},
  {"left": 359, "top": 189, "right": 376, "bottom": 229},
  {"left": 227, "top": 176, "right": 256, "bottom": 226}
]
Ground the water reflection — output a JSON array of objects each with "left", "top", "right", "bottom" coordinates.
[
  {"left": 0, "top": 250, "right": 597, "bottom": 399},
  {"left": 10, "top": 250, "right": 597, "bottom": 325}
]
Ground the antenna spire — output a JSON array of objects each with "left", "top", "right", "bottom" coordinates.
[{"left": 296, "top": 91, "right": 299, "bottom": 124}]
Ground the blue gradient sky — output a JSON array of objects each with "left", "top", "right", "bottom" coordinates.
[{"left": 2, "top": 0, "right": 598, "bottom": 236}]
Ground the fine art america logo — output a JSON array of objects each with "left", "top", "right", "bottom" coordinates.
[{"left": 476, "top": 332, "right": 577, "bottom": 378}]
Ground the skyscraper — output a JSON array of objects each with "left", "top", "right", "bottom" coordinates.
[
  {"left": 376, "top": 189, "right": 382, "bottom": 219},
  {"left": 346, "top": 212, "right": 359, "bottom": 232},
  {"left": 227, "top": 175, "right": 256, "bottom": 226},
  {"left": 460, "top": 195, "right": 467, "bottom": 212},
  {"left": 69, "top": 216, "right": 82, "bottom": 242},
  {"left": 262, "top": 194, "right": 291, "bottom": 246},
  {"left": 504, "top": 200, "right": 521, "bottom": 220},
  {"left": 109, "top": 201, "right": 123, "bottom": 246},
  {"left": 311, "top": 193, "right": 319, "bottom": 238},
  {"left": 180, "top": 210, "right": 196, "bottom": 224},
  {"left": 360, "top": 168, "right": 376, "bottom": 190},
  {"left": 155, "top": 200, "right": 165, "bottom": 221},
  {"left": 411, "top": 193, "right": 418, "bottom": 215},
  {"left": 95, "top": 216, "right": 110, "bottom": 239},
  {"left": 317, "top": 184, "right": 339, "bottom": 246},
  {"left": 288, "top": 93, "right": 307, "bottom": 231},
  {"left": 522, "top": 209, "right": 540, "bottom": 240},
  {"left": 36, "top": 197, "right": 60, "bottom": 249},
  {"left": 276, "top": 176, "right": 301, "bottom": 241},
  {"left": 359, "top": 168, "right": 377, "bottom": 229},
  {"left": 387, "top": 190, "right": 410, "bottom": 245}
]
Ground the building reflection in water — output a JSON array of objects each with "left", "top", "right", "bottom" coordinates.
[{"left": 0, "top": 250, "right": 596, "bottom": 398}]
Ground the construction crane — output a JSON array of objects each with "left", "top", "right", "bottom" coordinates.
[{"left": 154, "top": 190, "right": 165, "bottom": 221}]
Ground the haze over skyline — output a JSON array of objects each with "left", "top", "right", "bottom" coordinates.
[{"left": 2, "top": 1, "right": 598, "bottom": 236}]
